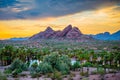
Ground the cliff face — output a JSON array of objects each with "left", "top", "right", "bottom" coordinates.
[{"left": 29, "top": 25, "right": 91, "bottom": 40}]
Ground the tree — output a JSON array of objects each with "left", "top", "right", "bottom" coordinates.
[
  {"left": 1, "top": 45, "right": 14, "bottom": 65},
  {"left": 43, "top": 52, "right": 71, "bottom": 74}
]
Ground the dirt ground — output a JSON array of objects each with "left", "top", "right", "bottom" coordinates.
[{"left": 0, "top": 66, "right": 120, "bottom": 80}]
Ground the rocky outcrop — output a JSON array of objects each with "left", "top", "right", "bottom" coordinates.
[
  {"left": 66, "top": 27, "right": 83, "bottom": 39},
  {"left": 43, "top": 26, "right": 55, "bottom": 38},
  {"left": 59, "top": 25, "right": 72, "bottom": 37},
  {"left": 29, "top": 25, "right": 92, "bottom": 40},
  {"left": 29, "top": 26, "right": 54, "bottom": 39}
]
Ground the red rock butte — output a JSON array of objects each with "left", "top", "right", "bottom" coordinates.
[{"left": 29, "top": 25, "right": 92, "bottom": 40}]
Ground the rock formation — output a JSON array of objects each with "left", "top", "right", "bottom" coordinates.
[
  {"left": 66, "top": 27, "right": 82, "bottom": 39},
  {"left": 59, "top": 25, "right": 72, "bottom": 37},
  {"left": 29, "top": 25, "right": 92, "bottom": 40}
]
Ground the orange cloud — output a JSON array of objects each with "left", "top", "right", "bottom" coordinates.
[{"left": 0, "top": 6, "right": 120, "bottom": 39}]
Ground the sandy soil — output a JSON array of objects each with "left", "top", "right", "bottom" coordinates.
[{"left": 0, "top": 66, "right": 120, "bottom": 80}]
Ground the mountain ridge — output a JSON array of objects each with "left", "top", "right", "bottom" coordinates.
[
  {"left": 29, "top": 25, "right": 92, "bottom": 40},
  {"left": 6, "top": 26, "right": 120, "bottom": 41},
  {"left": 92, "top": 30, "right": 120, "bottom": 40}
]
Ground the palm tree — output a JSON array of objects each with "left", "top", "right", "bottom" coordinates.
[
  {"left": 16, "top": 47, "right": 27, "bottom": 62},
  {"left": 1, "top": 45, "right": 14, "bottom": 65}
]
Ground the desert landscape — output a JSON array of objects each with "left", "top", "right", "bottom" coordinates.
[
  {"left": 0, "top": 25, "right": 120, "bottom": 80},
  {"left": 0, "top": 0, "right": 120, "bottom": 80}
]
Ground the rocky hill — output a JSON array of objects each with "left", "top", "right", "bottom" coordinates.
[{"left": 29, "top": 25, "right": 92, "bottom": 40}]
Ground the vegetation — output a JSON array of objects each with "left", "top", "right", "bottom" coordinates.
[
  {"left": 4, "top": 58, "right": 28, "bottom": 77},
  {"left": 0, "top": 40, "right": 120, "bottom": 79},
  {"left": 37, "top": 62, "right": 53, "bottom": 74},
  {"left": 0, "top": 71, "right": 7, "bottom": 80}
]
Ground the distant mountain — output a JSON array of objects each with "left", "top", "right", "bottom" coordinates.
[
  {"left": 9, "top": 37, "right": 28, "bottom": 41},
  {"left": 29, "top": 25, "right": 92, "bottom": 40},
  {"left": 92, "top": 30, "right": 120, "bottom": 40}
]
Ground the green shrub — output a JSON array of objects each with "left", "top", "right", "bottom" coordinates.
[
  {"left": 10, "top": 58, "right": 23, "bottom": 70},
  {"left": 60, "top": 55, "right": 71, "bottom": 67},
  {"left": 5, "top": 58, "right": 26, "bottom": 77},
  {"left": 37, "top": 62, "right": 53, "bottom": 74},
  {"left": 83, "top": 62, "right": 93, "bottom": 67},
  {"left": 31, "top": 62, "right": 38, "bottom": 69},
  {"left": 30, "top": 72, "right": 38, "bottom": 78},
  {"left": 30, "top": 71, "right": 42, "bottom": 78},
  {"left": 51, "top": 71, "right": 62, "bottom": 80},
  {"left": 0, "top": 71, "right": 7, "bottom": 80},
  {"left": 43, "top": 53, "right": 71, "bottom": 74},
  {"left": 21, "top": 63, "right": 28, "bottom": 71},
  {"left": 4, "top": 69, "right": 12, "bottom": 74},
  {"left": 98, "top": 70, "right": 105, "bottom": 75},
  {"left": 12, "top": 68, "right": 22, "bottom": 77},
  {"left": 80, "top": 72, "right": 88, "bottom": 77},
  {"left": 97, "top": 67, "right": 104, "bottom": 75},
  {"left": 43, "top": 52, "right": 60, "bottom": 69},
  {"left": 72, "top": 61, "right": 80, "bottom": 70},
  {"left": 58, "top": 62, "right": 70, "bottom": 74}
]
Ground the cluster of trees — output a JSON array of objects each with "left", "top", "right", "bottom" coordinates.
[
  {"left": 29, "top": 52, "right": 71, "bottom": 78},
  {"left": 68, "top": 48, "right": 120, "bottom": 71},
  {"left": 0, "top": 45, "right": 120, "bottom": 74},
  {"left": 0, "top": 45, "right": 51, "bottom": 66},
  {"left": 3, "top": 51, "right": 71, "bottom": 78}
]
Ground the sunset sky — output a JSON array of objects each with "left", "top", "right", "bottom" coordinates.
[{"left": 0, "top": 0, "right": 120, "bottom": 39}]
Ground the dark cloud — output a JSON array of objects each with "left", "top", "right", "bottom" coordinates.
[
  {"left": 0, "top": 0, "right": 20, "bottom": 8},
  {"left": 0, "top": 0, "right": 120, "bottom": 20}
]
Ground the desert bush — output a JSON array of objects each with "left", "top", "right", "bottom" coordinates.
[
  {"left": 37, "top": 62, "right": 53, "bottom": 74},
  {"left": 43, "top": 52, "right": 71, "bottom": 74},
  {"left": 72, "top": 61, "right": 81, "bottom": 70},
  {"left": 58, "top": 62, "right": 70, "bottom": 74},
  {"left": 51, "top": 71, "right": 62, "bottom": 80},
  {"left": 21, "top": 63, "right": 28, "bottom": 71},
  {"left": 30, "top": 62, "right": 53, "bottom": 77},
  {"left": 4, "top": 68, "right": 12, "bottom": 74},
  {"left": 83, "top": 62, "right": 93, "bottom": 67},
  {"left": 5, "top": 58, "right": 27, "bottom": 77},
  {"left": 60, "top": 55, "right": 71, "bottom": 67},
  {"left": 80, "top": 72, "right": 88, "bottom": 77},
  {"left": 31, "top": 62, "right": 38, "bottom": 69},
  {"left": 10, "top": 58, "right": 23, "bottom": 70},
  {"left": 12, "top": 68, "right": 22, "bottom": 77},
  {"left": 43, "top": 52, "right": 60, "bottom": 69},
  {"left": 30, "top": 72, "right": 39, "bottom": 78},
  {"left": 29, "top": 62, "right": 38, "bottom": 73},
  {"left": 0, "top": 71, "right": 7, "bottom": 80}
]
